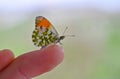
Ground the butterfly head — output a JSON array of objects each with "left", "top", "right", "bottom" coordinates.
[{"left": 59, "top": 36, "right": 65, "bottom": 41}]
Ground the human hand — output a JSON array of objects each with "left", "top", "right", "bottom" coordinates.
[{"left": 0, "top": 45, "right": 64, "bottom": 79}]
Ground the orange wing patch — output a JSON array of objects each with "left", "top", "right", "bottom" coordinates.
[{"left": 35, "top": 16, "right": 51, "bottom": 29}]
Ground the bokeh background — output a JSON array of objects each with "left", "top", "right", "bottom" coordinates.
[{"left": 0, "top": 0, "right": 120, "bottom": 79}]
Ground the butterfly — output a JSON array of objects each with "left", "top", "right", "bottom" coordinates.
[{"left": 32, "top": 16, "right": 65, "bottom": 48}]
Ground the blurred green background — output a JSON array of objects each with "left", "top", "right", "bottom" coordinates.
[{"left": 0, "top": 0, "right": 120, "bottom": 79}]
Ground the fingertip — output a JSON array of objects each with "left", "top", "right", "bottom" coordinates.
[
  {"left": 18, "top": 44, "right": 64, "bottom": 77},
  {"left": 0, "top": 49, "right": 14, "bottom": 71},
  {"left": 43, "top": 44, "right": 64, "bottom": 54},
  {"left": 1, "top": 49, "right": 14, "bottom": 56},
  {"left": 0, "top": 49, "right": 15, "bottom": 60},
  {"left": 0, "top": 45, "right": 64, "bottom": 78},
  {"left": 38, "top": 44, "right": 64, "bottom": 72},
  {"left": 43, "top": 44, "right": 64, "bottom": 61}
]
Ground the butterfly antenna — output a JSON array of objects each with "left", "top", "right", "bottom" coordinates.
[
  {"left": 62, "top": 27, "right": 75, "bottom": 37},
  {"left": 65, "top": 35, "right": 75, "bottom": 37},
  {"left": 63, "top": 27, "right": 68, "bottom": 35}
]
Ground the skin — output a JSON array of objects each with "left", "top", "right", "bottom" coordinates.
[{"left": 0, "top": 45, "right": 64, "bottom": 79}]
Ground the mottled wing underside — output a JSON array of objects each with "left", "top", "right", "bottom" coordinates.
[{"left": 32, "top": 16, "right": 59, "bottom": 48}]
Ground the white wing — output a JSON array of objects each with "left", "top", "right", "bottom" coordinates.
[{"left": 49, "top": 25, "right": 59, "bottom": 37}]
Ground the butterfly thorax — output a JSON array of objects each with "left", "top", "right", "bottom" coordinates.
[{"left": 55, "top": 36, "right": 65, "bottom": 43}]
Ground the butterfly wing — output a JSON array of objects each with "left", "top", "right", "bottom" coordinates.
[{"left": 32, "top": 16, "right": 59, "bottom": 48}]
